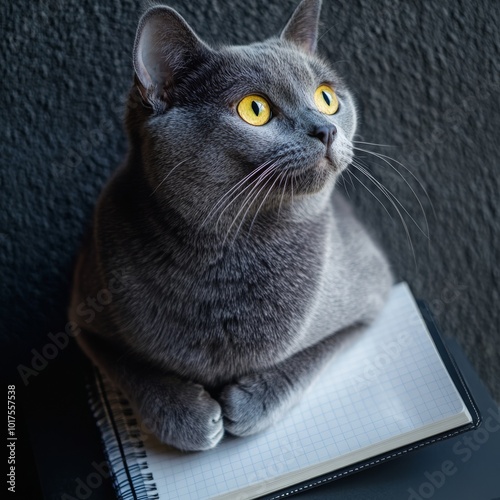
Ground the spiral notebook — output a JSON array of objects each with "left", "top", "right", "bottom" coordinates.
[{"left": 88, "top": 283, "right": 479, "bottom": 499}]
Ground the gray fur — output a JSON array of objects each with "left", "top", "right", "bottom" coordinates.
[{"left": 70, "top": 0, "right": 392, "bottom": 451}]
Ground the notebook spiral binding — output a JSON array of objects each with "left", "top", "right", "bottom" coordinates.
[{"left": 87, "top": 367, "right": 160, "bottom": 500}]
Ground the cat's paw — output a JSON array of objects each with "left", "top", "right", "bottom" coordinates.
[
  {"left": 140, "top": 380, "right": 224, "bottom": 451},
  {"left": 220, "top": 372, "right": 294, "bottom": 437}
]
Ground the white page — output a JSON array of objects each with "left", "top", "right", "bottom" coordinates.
[{"left": 97, "top": 283, "right": 471, "bottom": 499}]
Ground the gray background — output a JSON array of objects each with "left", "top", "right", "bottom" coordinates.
[{"left": 1, "top": 0, "right": 499, "bottom": 401}]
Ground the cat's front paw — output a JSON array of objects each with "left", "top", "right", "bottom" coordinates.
[
  {"left": 220, "top": 372, "right": 294, "bottom": 437},
  {"left": 140, "top": 380, "right": 224, "bottom": 451}
]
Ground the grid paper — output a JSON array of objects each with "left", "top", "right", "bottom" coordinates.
[{"left": 98, "top": 282, "right": 470, "bottom": 499}]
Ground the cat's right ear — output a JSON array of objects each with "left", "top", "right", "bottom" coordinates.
[
  {"left": 133, "top": 6, "right": 210, "bottom": 109},
  {"left": 280, "top": 0, "right": 322, "bottom": 54}
]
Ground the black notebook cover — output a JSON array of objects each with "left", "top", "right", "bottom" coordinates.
[{"left": 258, "top": 302, "right": 481, "bottom": 500}]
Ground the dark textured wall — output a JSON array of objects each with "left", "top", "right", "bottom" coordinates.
[{"left": 1, "top": 0, "right": 499, "bottom": 400}]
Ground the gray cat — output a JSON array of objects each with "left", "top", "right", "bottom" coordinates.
[{"left": 70, "top": 0, "right": 392, "bottom": 451}]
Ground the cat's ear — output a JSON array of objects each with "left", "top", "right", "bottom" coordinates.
[
  {"left": 133, "top": 6, "right": 210, "bottom": 107},
  {"left": 280, "top": 0, "right": 322, "bottom": 54}
]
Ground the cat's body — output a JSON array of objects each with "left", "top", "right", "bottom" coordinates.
[{"left": 70, "top": 0, "right": 392, "bottom": 450}]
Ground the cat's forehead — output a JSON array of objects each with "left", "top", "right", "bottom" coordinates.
[
  {"left": 221, "top": 41, "right": 333, "bottom": 86},
  {"left": 182, "top": 40, "right": 341, "bottom": 107}
]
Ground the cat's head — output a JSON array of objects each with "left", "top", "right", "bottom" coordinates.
[{"left": 128, "top": 0, "right": 357, "bottom": 232}]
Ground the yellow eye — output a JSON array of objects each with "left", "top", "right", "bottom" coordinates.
[
  {"left": 237, "top": 95, "right": 271, "bottom": 126},
  {"left": 314, "top": 84, "right": 339, "bottom": 115}
]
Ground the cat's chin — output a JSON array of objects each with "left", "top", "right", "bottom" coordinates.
[{"left": 285, "top": 159, "right": 339, "bottom": 196}]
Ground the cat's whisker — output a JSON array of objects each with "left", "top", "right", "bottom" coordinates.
[
  {"left": 353, "top": 140, "right": 396, "bottom": 148},
  {"left": 224, "top": 160, "right": 284, "bottom": 245},
  {"left": 247, "top": 164, "right": 286, "bottom": 236},
  {"left": 201, "top": 160, "right": 270, "bottom": 227},
  {"left": 272, "top": 150, "right": 302, "bottom": 221},
  {"left": 355, "top": 150, "right": 431, "bottom": 230},
  {"left": 345, "top": 168, "right": 356, "bottom": 190},
  {"left": 348, "top": 165, "right": 392, "bottom": 219},
  {"left": 201, "top": 158, "right": 276, "bottom": 228},
  {"left": 219, "top": 161, "right": 280, "bottom": 240},
  {"left": 216, "top": 159, "right": 283, "bottom": 234},
  {"left": 350, "top": 162, "right": 417, "bottom": 267},
  {"left": 354, "top": 146, "right": 436, "bottom": 227},
  {"left": 351, "top": 162, "right": 416, "bottom": 263},
  {"left": 150, "top": 158, "right": 189, "bottom": 195},
  {"left": 352, "top": 161, "right": 419, "bottom": 230},
  {"left": 277, "top": 168, "right": 289, "bottom": 220},
  {"left": 338, "top": 172, "right": 351, "bottom": 198},
  {"left": 229, "top": 162, "right": 285, "bottom": 237},
  {"left": 353, "top": 149, "right": 430, "bottom": 239},
  {"left": 239, "top": 166, "right": 283, "bottom": 237}
]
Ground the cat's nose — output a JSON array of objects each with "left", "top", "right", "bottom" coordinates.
[{"left": 309, "top": 124, "right": 337, "bottom": 149}]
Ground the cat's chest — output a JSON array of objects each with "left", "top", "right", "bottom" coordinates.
[
  {"left": 139, "top": 230, "right": 327, "bottom": 380},
  {"left": 167, "top": 238, "right": 322, "bottom": 333}
]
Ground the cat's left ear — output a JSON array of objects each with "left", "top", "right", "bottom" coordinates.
[
  {"left": 280, "top": 0, "right": 322, "bottom": 54},
  {"left": 133, "top": 6, "right": 210, "bottom": 108}
]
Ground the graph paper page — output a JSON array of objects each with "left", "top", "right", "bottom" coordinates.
[{"left": 116, "top": 283, "right": 470, "bottom": 499}]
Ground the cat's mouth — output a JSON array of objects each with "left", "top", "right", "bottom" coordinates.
[
  {"left": 279, "top": 145, "right": 353, "bottom": 195},
  {"left": 237, "top": 143, "right": 353, "bottom": 202},
  {"left": 290, "top": 146, "right": 352, "bottom": 174},
  {"left": 269, "top": 158, "right": 337, "bottom": 196}
]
